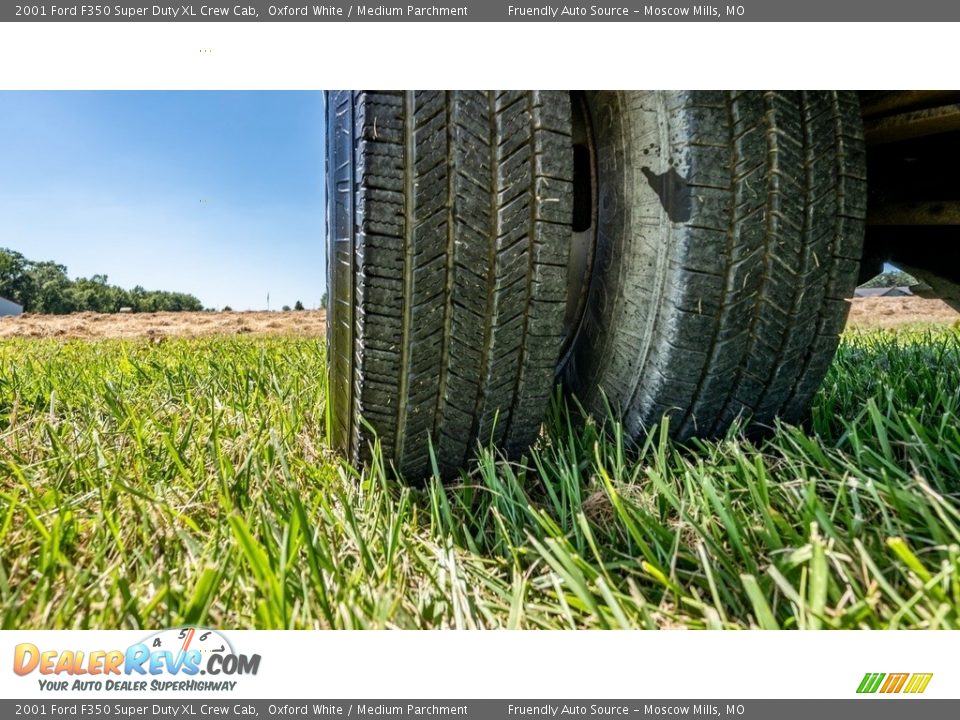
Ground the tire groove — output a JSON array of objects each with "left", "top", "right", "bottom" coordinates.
[
  {"left": 464, "top": 91, "right": 501, "bottom": 463},
  {"left": 502, "top": 92, "right": 539, "bottom": 448},
  {"left": 393, "top": 90, "right": 416, "bottom": 468},
  {"left": 430, "top": 91, "right": 457, "bottom": 468}
]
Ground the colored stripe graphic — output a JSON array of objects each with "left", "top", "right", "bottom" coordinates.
[
  {"left": 857, "top": 673, "right": 885, "bottom": 693},
  {"left": 881, "top": 673, "right": 909, "bottom": 693},
  {"left": 904, "top": 674, "right": 934, "bottom": 694},
  {"left": 857, "top": 672, "right": 932, "bottom": 694}
]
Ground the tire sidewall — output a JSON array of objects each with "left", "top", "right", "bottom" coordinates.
[{"left": 563, "top": 90, "right": 677, "bottom": 431}]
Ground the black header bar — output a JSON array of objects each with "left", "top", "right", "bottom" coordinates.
[{"left": 3, "top": 0, "right": 957, "bottom": 22}]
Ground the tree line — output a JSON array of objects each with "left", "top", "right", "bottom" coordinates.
[
  {"left": 0, "top": 248, "right": 203, "bottom": 314},
  {"left": 860, "top": 268, "right": 918, "bottom": 289}
]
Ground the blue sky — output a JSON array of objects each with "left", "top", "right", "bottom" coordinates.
[{"left": 0, "top": 91, "right": 326, "bottom": 310}]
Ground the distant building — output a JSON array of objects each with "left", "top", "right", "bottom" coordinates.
[
  {"left": 854, "top": 286, "right": 913, "bottom": 298},
  {"left": 0, "top": 297, "right": 23, "bottom": 317}
]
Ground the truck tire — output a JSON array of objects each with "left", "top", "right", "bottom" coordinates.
[
  {"left": 326, "top": 90, "right": 573, "bottom": 480},
  {"left": 562, "top": 91, "right": 866, "bottom": 440}
]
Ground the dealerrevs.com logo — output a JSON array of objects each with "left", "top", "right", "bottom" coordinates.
[{"left": 13, "top": 627, "right": 261, "bottom": 693}]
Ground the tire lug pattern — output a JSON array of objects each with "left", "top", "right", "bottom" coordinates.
[{"left": 326, "top": 90, "right": 573, "bottom": 481}]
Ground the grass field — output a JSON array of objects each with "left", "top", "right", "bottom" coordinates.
[{"left": 1, "top": 327, "right": 959, "bottom": 629}]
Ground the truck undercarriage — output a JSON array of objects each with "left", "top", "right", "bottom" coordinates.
[{"left": 861, "top": 91, "right": 960, "bottom": 306}]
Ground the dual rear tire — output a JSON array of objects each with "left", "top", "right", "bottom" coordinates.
[
  {"left": 326, "top": 90, "right": 867, "bottom": 481},
  {"left": 326, "top": 91, "right": 574, "bottom": 479},
  {"left": 563, "top": 91, "right": 867, "bottom": 440}
]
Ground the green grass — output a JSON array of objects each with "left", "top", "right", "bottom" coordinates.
[{"left": 1, "top": 328, "right": 959, "bottom": 629}]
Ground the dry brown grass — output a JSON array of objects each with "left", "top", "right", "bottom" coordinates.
[
  {"left": 0, "top": 297, "right": 956, "bottom": 340},
  {"left": 847, "top": 296, "right": 960, "bottom": 329},
  {"left": 0, "top": 310, "right": 327, "bottom": 339}
]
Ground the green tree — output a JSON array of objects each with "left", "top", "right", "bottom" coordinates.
[
  {"left": 0, "top": 248, "right": 203, "bottom": 314},
  {"left": 69, "top": 275, "right": 116, "bottom": 313},
  {"left": 294, "top": 300, "right": 305, "bottom": 311},
  {"left": 28, "top": 261, "right": 73, "bottom": 313},
  {"left": 0, "top": 248, "right": 36, "bottom": 308},
  {"left": 861, "top": 269, "right": 918, "bottom": 289}
]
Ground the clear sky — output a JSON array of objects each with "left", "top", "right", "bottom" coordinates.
[{"left": 0, "top": 91, "right": 326, "bottom": 311}]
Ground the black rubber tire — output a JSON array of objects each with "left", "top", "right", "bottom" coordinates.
[
  {"left": 562, "top": 91, "right": 867, "bottom": 440},
  {"left": 326, "top": 91, "right": 573, "bottom": 480}
]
